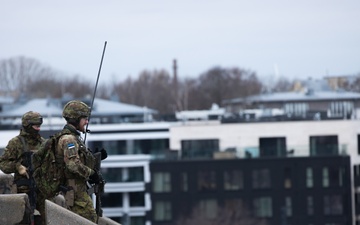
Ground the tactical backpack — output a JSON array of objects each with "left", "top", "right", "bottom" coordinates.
[{"left": 32, "top": 130, "right": 70, "bottom": 199}]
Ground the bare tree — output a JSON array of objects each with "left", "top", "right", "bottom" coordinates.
[
  {"left": 0, "top": 56, "right": 56, "bottom": 98},
  {"left": 193, "top": 67, "right": 262, "bottom": 109},
  {"left": 271, "top": 76, "right": 295, "bottom": 92},
  {"left": 112, "top": 69, "right": 174, "bottom": 115}
]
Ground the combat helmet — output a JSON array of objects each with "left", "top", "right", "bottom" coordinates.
[
  {"left": 22, "top": 111, "right": 43, "bottom": 127},
  {"left": 62, "top": 100, "right": 90, "bottom": 120}
]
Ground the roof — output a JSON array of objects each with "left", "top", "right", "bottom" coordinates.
[
  {"left": 0, "top": 98, "right": 157, "bottom": 117},
  {"left": 224, "top": 90, "right": 360, "bottom": 104}
]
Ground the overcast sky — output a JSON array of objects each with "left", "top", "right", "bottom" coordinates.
[{"left": 1, "top": 0, "right": 359, "bottom": 83}]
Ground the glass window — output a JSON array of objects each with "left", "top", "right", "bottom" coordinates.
[
  {"left": 88, "top": 140, "right": 126, "bottom": 155},
  {"left": 284, "top": 167, "right": 292, "bottom": 189},
  {"left": 224, "top": 170, "right": 243, "bottom": 190},
  {"left": 307, "top": 196, "right": 314, "bottom": 215},
  {"left": 180, "top": 172, "right": 188, "bottom": 192},
  {"left": 102, "top": 192, "right": 123, "bottom": 207},
  {"left": 134, "top": 139, "right": 169, "bottom": 155},
  {"left": 129, "top": 192, "right": 145, "bottom": 207},
  {"left": 330, "top": 101, "right": 353, "bottom": 118},
  {"left": 128, "top": 167, "right": 144, "bottom": 182},
  {"left": 101, "top": 167, "right": 123, "bottom": 183},
  {"left": 285, "top": 197, "right": 292, "bottom": 217},
  {"left": 130, "top": 216, "right": 145, "bottom": 225},
  {"left": 259, "top": 137, "right": 286, "bottom": 157},
  {"left": 199, "top": 199, "right": 217, "bottom": 219},
  {"left": 181, "top": 139, "right": 219, "bottom": 159},
  {"left": 253, "top": 197, "right": 272, "bottom": 217},
  {"left": 252, "top": 169, "right": 271, "bottom": 189},
  {"left": 154, "top": 201, "right": 172, "bottom": 221},
  {"left": 198, "top": 171, "right": 217, "bottom": 191},
  {"left": 325, "top": 167, "right": 345, "bottom": 187},
  {"left": 153, "top": 172, "right": 171, "bottom": 192},
  {"left": 323, "top": 167, "right": 329, "bottom": 187},
  {"left": 324, "top": 195, "right": 343, "bottom": 215},
  {"left": 310, "top": 135, "right": 338, "bottom": 156},
  {"left": 284, "top": 102, "right": 308, "bottom": 117},
  {"left": 306, "top": 167, "right": 313, "bottom": 188}
]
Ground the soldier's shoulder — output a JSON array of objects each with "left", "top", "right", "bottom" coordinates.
[
  {"left": 58, "top": 134, "right": 77, "bottom": 144},
  {"left": 7, "top": 135, "right": 22, "bottom": 146}
]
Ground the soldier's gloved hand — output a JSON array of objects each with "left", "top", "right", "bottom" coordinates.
[
  {"left": 89, "top": 170, "right": 102, "bottom": 184},
  {"left": 95, "top": 147, "right": 108, "bottom": 160},
  {"left": 17, "top": 165, "right": 29, "bottom": 179},
  {"left": 100, "top": 148, "right": 107, "bottom": 160}
]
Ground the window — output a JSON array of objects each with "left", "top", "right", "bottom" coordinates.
[
  {"left": 284, "top": 102, "right": 308, "bottom": 117},
  {"left": 101, "top": 167, "right": 123, "bottom": 183},
  {"left": 329, "top": 101, "right": 353, "bottom": 118},
  {"left": 323, "top": 167, "right": 329, "bottom": 187},
  {"left": 198, "top": 171, "right": 217, "bottom": 191},
  {"left": 285, "top": 197, "right": 292, "bottom": 217},
  {"left": 154, "top": 201, "right": 172, "bottom": 221},
  {"left": 128, "top": 167, "right": 144, "bottom": 182},
  {"left": 134, "top": 139, "right": 169, "bottom": 155},
  {"left": 307, "top": 196, "right": 314, "bottom": 215},
  {"left": 199, "top": 199, "right": 217, "bottom": 219},
  {"left": 180, "top": 172, "right": 188, "bottom": 192},
  {"left": 324, "top": 195, "right": 343, "bottom": 215},
  {"left": 224, "top": 170, "right": 243, "bottom": 190},
  {"left": 87, "top": 140, "right": 126, "bottom": 155},
  {"left": 284, "top": 167, "right": 292, "bottom": 189},
  {"left": 129, "top": 192, "right": 145, "bottom": 207},
  {"left": 259, "top": 137, "right": 286, "bottom": 157},
  {"left": 252, "top": 169, "right": 271, "bottom": 189},
  {"left": 153, "top": 172, "right": 171, "bottom": 192},
  {"left": 310, "top": 135, "right": 338, "bottom": 156},
  {"left": 306, "top": 167, "right": 313, "bottom": 188},
  {"left": 181, "top": 139, "right": 219, "bottom": 159},
  {"left": 130, "top": 216, "right": 145, "bottom": 225},
  {"left": 253, "top": 197, "right": 272, "bottom": 217},
  {"left": 102, "top": 192, "right": 123, "bottom": 207}
]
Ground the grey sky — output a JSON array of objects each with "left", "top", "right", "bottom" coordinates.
[{"left": 1, "top": 0, "right": 359, "bottom": 83}]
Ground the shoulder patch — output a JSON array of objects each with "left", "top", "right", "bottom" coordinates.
[{"left": 67, "top": 143, "right": 75, "bottom": 150}]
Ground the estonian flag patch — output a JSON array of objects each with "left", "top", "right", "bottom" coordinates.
[{"left": 67, "top": 143, "right": 75, "bottom": 149}]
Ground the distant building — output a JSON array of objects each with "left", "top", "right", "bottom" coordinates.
[
  {"left": 150, "top": 156, "right": 352, "bottom": 225},
  {"left": 222, "top": 78, "right": 360, "bottom": 121}
]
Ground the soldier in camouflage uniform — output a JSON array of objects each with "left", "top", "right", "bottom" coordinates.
[
  {"left": 0, "top": 111, "right": 45, "bottom": 224},
  {"left": 56, "top": 100, "right": 101, "bottom": 223}
]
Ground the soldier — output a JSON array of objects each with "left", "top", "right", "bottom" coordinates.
[
  {"left": 0, "top": 111, "right": 45, "bottom": 224},
  {"left": 56, "top": 100, "right": 104, "bottom": 223}
]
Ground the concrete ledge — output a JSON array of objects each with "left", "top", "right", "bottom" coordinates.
[
  {"left": 0, "top": 193, "right": 29, "bottom": 224},
  {"left": 0, "top": 173, "right": 17, "bottom": 194},
  {"left": 45, "top": 200, "right": 97, "bottom": 225}
]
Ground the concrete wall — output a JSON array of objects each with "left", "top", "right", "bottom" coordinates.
[{"left": 0, "top": 174, "right": 121, "bottom": 225}]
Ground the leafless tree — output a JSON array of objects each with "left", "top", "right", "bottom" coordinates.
[
  {"left": 0, "top": 56, "right": 56, "bottom": 98},
  {"left": 193, "top": 67, "right": 263, "bottom": 109},
  {"left": 112, "top": 69, "right": 174, "bottom": 115},
  {"left": 271, "top": 76, "right": 295, "bottom": 92}
]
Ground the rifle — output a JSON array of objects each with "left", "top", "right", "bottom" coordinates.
[
  {"left": 94, "top": 152, "right": 105, "bottom": 221},
  {"left": 22, "top": 151, "right": 36, "bottom": 225}
]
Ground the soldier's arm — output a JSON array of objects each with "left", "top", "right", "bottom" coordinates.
[
  {"left": 0, "top": 138, "right": 22, "bottom": 174},
  {"left": 58, "top": 135, "right": 93, "bottom": 179}
]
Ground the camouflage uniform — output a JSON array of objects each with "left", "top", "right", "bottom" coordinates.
[
  {"left": 0, "top": 111, "right": 46, "bottom": 225},
  {"left": 56, "top": 100, "right": 97, "bottom": 223}
]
